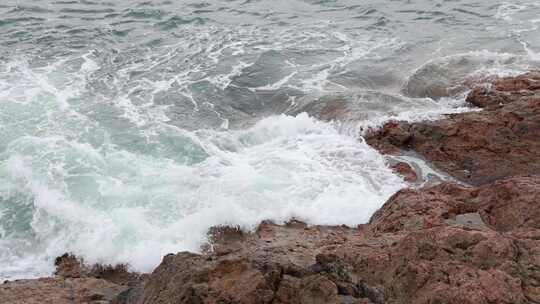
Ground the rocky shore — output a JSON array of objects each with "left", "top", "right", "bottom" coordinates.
[
  {"left": 1, "top": 72, "right": 539, "bottom": 304},
  {"left": 367, "top": 72, "right": 540, "bottom": 186}
]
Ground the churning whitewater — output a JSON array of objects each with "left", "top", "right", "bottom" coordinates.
[{"left": 1, "top": 0, "right": 540, "bottom": 280}]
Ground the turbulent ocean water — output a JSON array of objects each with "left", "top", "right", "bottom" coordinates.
[{"left": 0, "top": 0, "right": 539, "bottom": 280}]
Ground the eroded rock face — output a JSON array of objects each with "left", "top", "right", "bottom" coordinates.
[
  {"left": 126, "top": 176, "right": 540, "bottom": 304},
  {"left": 367, "top": 72, "right": 540, "bottom": 185}
]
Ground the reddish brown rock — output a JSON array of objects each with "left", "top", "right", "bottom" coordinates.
[
  {"left": 492, "top": 72, "right": 540, "bottom": 92},
  {"left": 476, "top": 176, "right": 540, "bottom": 232},
  {"left": 466, "top": 72, "right": 540, "bottom": 108},
  {"left": 130, "top": 222, "right": 366, "bottom": 304},
  {"left": 367, "top": 121, "right": 411, "bottom": 155},
  {"left": 390, "top": 162, "right": 417, "bottom": 183},
  {"left": 367, "top": 72, "right": 540, "bottom": 185},
  {"left": 345, "top": 177, "right": 540, "bottom": 303},
  {"left": 124, "top": 176, "right": 540, "bottom": 304},
  {"left": 368, "top": 182, "right": 476, "bottom": 234},
  {"left": 337, "top": 227, "right": 525, "bottom": 304}
]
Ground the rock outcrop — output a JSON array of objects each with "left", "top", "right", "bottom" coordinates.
[
  {"left": 0, "top": 277, "right": 127, "bottom": 304},
  {"left": 366, "top": 72, "right": 540, "bottom": 186},
  {"left": 0, "top": 255, "right": 143, "bottom": 304}
]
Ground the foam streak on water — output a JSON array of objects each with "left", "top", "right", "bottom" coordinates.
[{"left": 1, "top": 0, "right": 540, "bottom": 280}]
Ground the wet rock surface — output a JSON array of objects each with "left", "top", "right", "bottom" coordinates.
[
  {"left": 0, "top": 277, "right": 128, "bottom": 304},
  {"left": 390, "top": 162, "right": 418, "bottom": 183},
  {"left": 367, "top": 72, "right": 540, "bottom": 186}
]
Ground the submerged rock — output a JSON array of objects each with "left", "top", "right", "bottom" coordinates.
[{"left": 402, "top": 52, "right": 525, "bottom": 99}]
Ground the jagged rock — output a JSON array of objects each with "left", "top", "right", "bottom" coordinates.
[
  {"left": 55, "top": 253, "right": 144, "bottom": 286},
  {"left": 367, "top": 72, "right": 540, "bottom": 185},
  {"left": 124, "top": 176, "right": 540, "bottom": 304}
]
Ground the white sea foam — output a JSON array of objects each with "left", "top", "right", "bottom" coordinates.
[
  {"left": 0, "top": 53, "right": 408, "bottom": 279},
  {"left": 0, "top": 113, "right": 405, "bottom": 278}
]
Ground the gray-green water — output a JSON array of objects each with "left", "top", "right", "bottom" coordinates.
[{"left": 0, "top": 0, "right": 539, "bottom": 280}]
